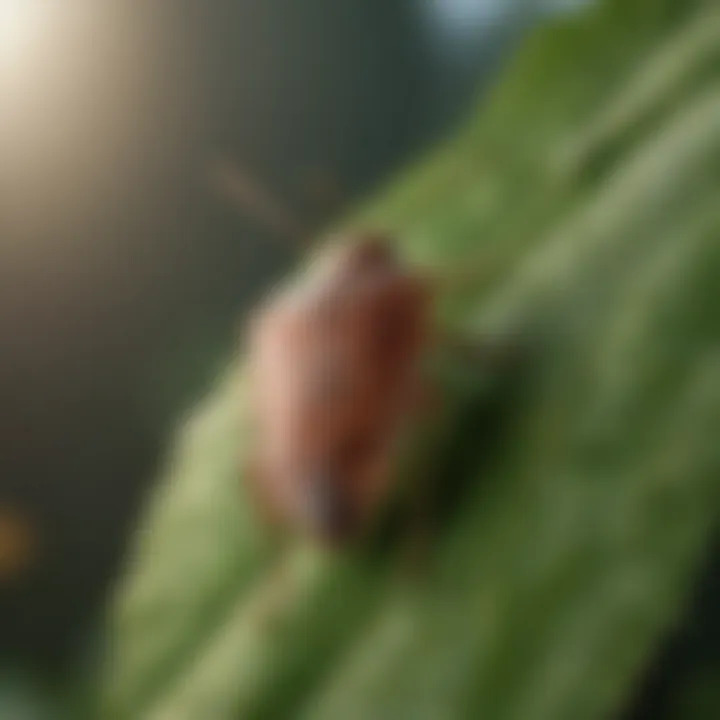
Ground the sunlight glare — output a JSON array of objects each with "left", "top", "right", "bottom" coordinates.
[{"left": 0, "top": 0, "right": 50, "bottom": 77}]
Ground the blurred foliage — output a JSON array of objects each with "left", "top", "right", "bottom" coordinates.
[
  {"left": 0, "top": 670, "right": 61, "bottom": 720},
  {"left": 100, "top": 0, "right": 720, "bottom": 718}
]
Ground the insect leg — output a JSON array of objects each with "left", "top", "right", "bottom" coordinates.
[{"left": 393, "top": 382, "right": 450, "bottom": 581}]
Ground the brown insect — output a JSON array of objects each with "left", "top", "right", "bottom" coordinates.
[{"left": 243, "top": 232, "right": 500, "bottom": 547}]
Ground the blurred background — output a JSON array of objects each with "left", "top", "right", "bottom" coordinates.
[{"left": 0, "top": 0, "right": 718, "bottom": 718}]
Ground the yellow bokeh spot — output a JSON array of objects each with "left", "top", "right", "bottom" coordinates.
[{"left": 0, "top": 507, "right": 37, "bottom": 584}]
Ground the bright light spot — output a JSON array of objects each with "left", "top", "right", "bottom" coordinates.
[
  {"left": 426, "top": 0, "right": 507, "bottom": 35},
  {"left": 425, "top": 0, "right": 593, "bottom": 34},
  {"left": 0, "top": 0, "right": 51, "bottom": 77}
]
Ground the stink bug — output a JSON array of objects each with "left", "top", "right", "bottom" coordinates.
[{"left": 242, "top": 232, "right": 508, "bottom": 548}]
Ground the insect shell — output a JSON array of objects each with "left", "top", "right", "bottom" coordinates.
[{"left": 244, "top": 233, "right": 438, "bottom": 547}]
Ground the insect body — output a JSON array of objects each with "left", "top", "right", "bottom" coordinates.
[{"left": 244, "top": 234, "right": 495, "bottom": 547}]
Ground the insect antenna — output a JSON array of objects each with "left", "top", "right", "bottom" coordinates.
[
  {"left": 208, "top": 154, "right": 345, "bottom": 257},
  {"left": 211, "top": 160, "right": 497, "bottom": 298}
]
